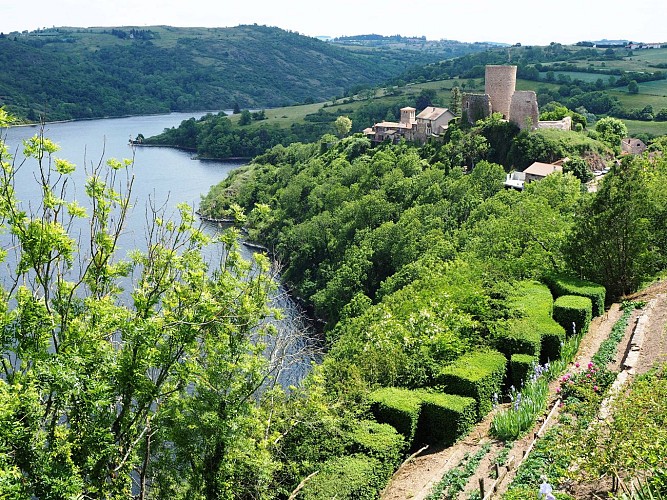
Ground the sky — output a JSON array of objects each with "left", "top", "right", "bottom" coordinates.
[{"left": 2, "top": 0, "right": 666, "bottom": 46}]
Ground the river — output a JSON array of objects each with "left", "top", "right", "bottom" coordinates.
[{"left": 1, "top": 112, "right": 317, "bottom": 387}]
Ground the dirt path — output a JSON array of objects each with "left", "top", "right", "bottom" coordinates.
[{"left": 381, "top": 302, "right": 627, "bottom": 500}]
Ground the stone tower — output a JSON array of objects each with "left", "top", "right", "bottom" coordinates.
[
  {"left": 400, "top": 107, "right": 416, "bottom": 125},
  {"left": 510, "top": 91, "right": 539, "bottom": 131},
  {"left": 485, "top": 65, "right": 517, "bottom": 119}
]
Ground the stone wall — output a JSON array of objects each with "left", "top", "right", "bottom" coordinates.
[
  {"left": 510, "top": 91, "right": 539, "bottom": 130},
  {"left": 485, "top": 65, "right": 517, "bottom": 119},
  {"left": 537, "top": 116, "right": 572, "bottom": 131},
  {"left": 462, "top": 94, "right": 492, "bottom": 124}
]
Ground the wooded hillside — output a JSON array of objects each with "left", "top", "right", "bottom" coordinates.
[{"left": 0, "top": 25, "right": 487, "bottom": 121}]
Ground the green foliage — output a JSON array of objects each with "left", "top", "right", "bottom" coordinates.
[
  {"left": 346, "top": 420, "right": 405, "bottom": 474},
  {"left": 299, "top": 454, "right": 386, "bottom": 500},
  {"left": 595, "top": 116, "right": 628, "bottom": 150},
  {"left": 369, "top": 387, "right": 422, "bottom": 446},
  {"left": 538, "top": 317, "right": 566, "bottom": 363},
  {"left": 552, "top": 295, "right": 593, "bottom": 335},
  {"left": 425, "top": 443, "right": 492, "bottom": 500},
  {"left": 436, "top": 350, "right": 507, "bottom": 419},
  {"left": 508, "top": 128, "right": 611, "bottom": 171},
  {"left": 494, "top": 318, "right": 542, "bottom": 358},
  {"left": 567, "top": 156, "right": 667, "bottom": 300},
  {"left": 579, "top": 366, "right": 667, "bottom": 492},
  {"left": 510, "top": 354, "right": 538, "bottom": 388},
  {"left": 545, "top": 274, "right": 606, "bottom": 316},
  {"left": 415, "top": 391, "right": 477, "bottom": 446},
  {"left": 490, "top": 371, "right": 549, "bottom": 441},
  {"left": 0, "top": 128, "right": 280, "bottom": 498}
]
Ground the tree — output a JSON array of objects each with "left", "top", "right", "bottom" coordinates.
[
  {"left": 239, "top": 109, "right": 252, "bottom": 126},
  {"left": 415, "top": 89, "right": 437, "bottom": 110},
  {"left": 233, "top": 102, "right": 241, "bottom": 114},
  {"left": 595, "top": 116, "right": 627, "bottom": 151},
  {"left": 567, "top": 157, "right": 659, "bottom": 299},
  {"left": 0, "top": 126, "right": 282, "bottom": 498},
  {"left": 334, "top": 115, "right": 352, "bottom": 138},
  {"left": 449, "top": 86, "right": 462, "bottom": 117},
  {"left": 628, "top": 79, "right": 639, "bottom": 94}
]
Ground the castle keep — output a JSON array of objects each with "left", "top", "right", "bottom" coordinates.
[{"left": 463, "top": 65, "right": 567, "bottom": 131}]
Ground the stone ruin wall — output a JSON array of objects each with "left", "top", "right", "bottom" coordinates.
[
  {"left": 462, "top": 94, "right": 492, "bottom": 125},
  {"left": 485, "top": 65, "right": 517, "bottom": 119},
  {"left": 510, "top": 91, "right": 539, "bottom": 131},
  {"left": 537, "top": 116, "right": 572, "bottom": 131}
]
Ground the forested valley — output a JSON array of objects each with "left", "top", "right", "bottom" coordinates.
[
  {"left": 0, "top": 25, "right": 489, "bottom": 122},
  {"left": 3, "top": 30, "right": 667, "bottom": 499}
]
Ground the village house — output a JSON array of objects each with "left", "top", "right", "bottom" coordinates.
[
  {"left": 504, "top": 161, "right": 564, "bottom": 190},
  {"left": 364, "top": 106, "right": 455, "bottom": 144},
  {"left": 621, "top": 138, "right": 647, "bottom": 155}
]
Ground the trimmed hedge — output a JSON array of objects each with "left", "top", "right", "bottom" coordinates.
[
  {"left": 546, "top": 274, "right": 606, "bottom": 316},
  {"left": 415, "top": 391, "right": 477, "bottom": 446},
  {"left": 494, "top": 318, "right": 541, "bottom": 358},
  {"left": 510, "top": 354, "right": 537, "bottom": 388},
  {"left": 536, "top": 316, "right": 566, "bottom": 363},
  {"left": 299, "top": 454, "right": 385, "bottom": 500},
  {"left": 553, "top": 295, "right": 592, "bottom": 336},
  {"left": 511, "top": 281, "right": 554, "bottom": 318},
  {"left": 435, "top": 350, "right": 507, "bottom": 419},
  {"left": 369, "top": 387, "right": 421, "bottom": 447},
  {"left": 347, "top": 420, "right": 405, "bottom": 473}
]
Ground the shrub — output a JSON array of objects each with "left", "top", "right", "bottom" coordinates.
[
  {"left": 299, "top": 454, "right": 386, "bottom": 500},
  {"left": 511, "top": 281, "right": 554, "bottom": 318},
  {"left": 545, "top": 274, "right": 606, "bottom": 316},
  {"left": 510, "top": 354, "right": 537, "bottom": 388},
  {"left": 369, "top": 387, "right": 421, "bottom": 446},
  {"left": 436, "top": 350, "right": 507, "bottom": 419},
  {"left": 494, "top": 318, "right": 542, "bottom": 358},
  {"left": 346, "top": 420, "right": 405, "bottom": 473},
  {"left": 414, "top": 391, "right": 477, "bottom": 446},
  {"left": 553, "top": 295, "right": 592, "bottom": 335},
  {"left": 536, "top": 316, "right": 566, "bottom": 363}
]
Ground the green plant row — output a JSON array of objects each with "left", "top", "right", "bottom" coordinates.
[
  {"left": 425, "top": 442, "right": 492, "bottom": 500},
  {"left": 591, "top": 301, "right": 641, "bottom": 366}
]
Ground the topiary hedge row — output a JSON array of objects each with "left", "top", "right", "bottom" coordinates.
[
  {"left": 299, "top": 454, "right": 386, "bottom": 500},
  {"left": 435, "top": 350, "right": 507, "bottom": 419},
  {"left": 346, "top": 420, "right": 405, "bottom": 474},
  {"left": 415, "top": 391, "right": 477, "bottom": 447},
  {"left": 535, "top": 316, "right": 566, "bottom": 363},
  {"left": 494, "top": 318, "right": 542, "bottom": 359},
  {"left": 545, "top": 274, "right": 606, "bottom": 316},
  {"left": 553, "top": 295, "right": 593, "bottom": 336},
  {"left": 509, "top": 354, "right": 537, "bottom": 388},
  {"left": 496, "top": 281, "right": 565, "bottom": 364},
  {"left": 369, "top": 387, "right": 422, "bottom": 446},
  {"left": 369, "top": 387, "right": 477, "bottom": 449}
]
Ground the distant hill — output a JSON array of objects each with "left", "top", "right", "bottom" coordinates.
[{"left": 0, "top": 25, "right": 489, "bottom": 122}]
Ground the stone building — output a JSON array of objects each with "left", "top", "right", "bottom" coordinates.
[
  {"left": 364, "top": 106, "right": 455, "bottom": 144},
  {"left": 463, "top": 65, "right": 571, "bottom": 132}
]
